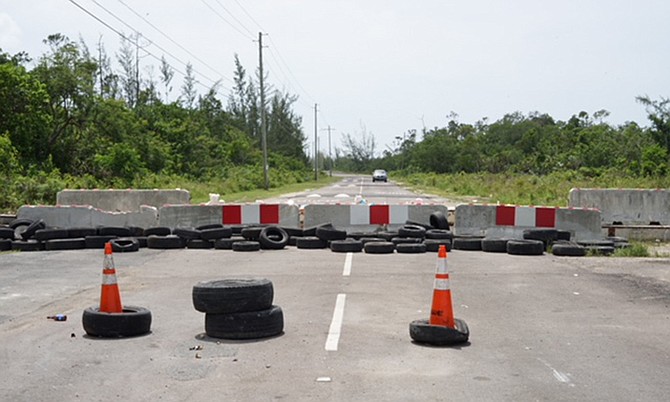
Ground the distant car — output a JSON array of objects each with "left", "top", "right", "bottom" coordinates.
[{"left": 372, "top": 169, "right": 388, "bottom": 182}]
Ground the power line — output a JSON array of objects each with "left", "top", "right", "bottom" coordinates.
[
  {"left": 116, "top": 0, "right": 233, "bottom": 84},
  {"left": 68, "top": 0, "right": 226, "bottom": 94},
  {"left": 212, "top": 0, "right": 255, "bottom": 38},
  {"left": 232, "top": 0, "right": 265, "bottom": 32},
  {"left": 200, "top": 0, "right": 255, "bottom": 41}
]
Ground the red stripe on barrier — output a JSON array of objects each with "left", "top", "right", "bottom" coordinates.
[
  {"left": 370, "top": 205, "right": 389, "bottom": 224},
  {"left": 222, "top": 205, "right": 242, "bottom": 225},
  {"left": 260, "top": 204, "right": 280, "bottom": 224},
  {"left": 496, "top": 205, "right": 516, "bottom": 226},
  {"left": 535, "top": 207, "right": 556, "bottom": 227}
]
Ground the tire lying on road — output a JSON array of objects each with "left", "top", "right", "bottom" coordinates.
[
  {"left": 423, "top": 239, "right": 452, "bottom": 252},
  {"left": 481, "top": 238, "right": 511, "bottom": 253},
  {"left": 0, "top": 227, "right": 15, "bottom": 240},
  {"left": 315, "top": 225, "right": 347, "bottom": 241},
  {"left": 201, "top": 226, "right": 233, "bottom": 241},
  {"left": 45, "top": 238, "right": 86, "bottom": 251},
  {"left": 523, "top": 229, "right": 559, "bottom": 250},
  {"left": 205, "top": 305, "right": 284, "bottom": 340},
  {"left": 425, "top": 229, "right": 453, "bottom": 240},
  {"left": 12, "top": 240, "right": 44, "bottom": 251},
  {"left": 507, "top": 239, "right": 544, "bottom": 256},
  {"left": 232, "top": 240, "right": 261, "bottom": 252},
  {"left": 296, "top": 236, "right": 328, "bottom": 249},
  {"left": 98, "top": 226, "right": 132, "bottom": 237},
  {"left": 147, "top": 234, "right": 185, "bottom": 249},
  {"left": 82, "top": 305, "right": 152, "bottom": 338},
  {"left": 143, "top": 227, "right": 172, "bottom": 237},
  {"left": 551, "top": 242, "right": 587, "bottom": 257},
  {"left": 398, "top": 224, "right": 426, "bottom": 239},
  {"left": 67, "top": 227, "right": 97, "bottom": 239},
  {"left": 34, "top": 228, "right": 69, "bottom": 241},
  {"left": 396, "top": 243, "right": 427, "bottom": 254},
  {"left": 21, "top": 219, "right": 46, "bottom": 240},
  {"left": 453, "top": 236, "right": 484, "bottom": 251},
  {"left": 187, "top": 239, "right": 214, "bottom": 249},
  {"left": 192, "top": 278, "right": 274, "bottom": 314},
  {"left": 364, "top": 241, "right": 395, "bottom": 254},
  {"left": 85, "top": 235, "right": 117, "bottom": 249},
  {"left": 0, "top": 238, "right": 12, "bottom": 251},
  {"left": 214, "top": 237, "right": 244, "bottom": 250},
  {"left": 110, "top": 237, "right": 140, "bottom": 252},
  {"left": 173, "top": 227, "right": 202, "bottom": 240},
  {"left": 409, "top": 318, "right": 469, "bottom": 346},
  {"left": 330, "top": 239, "right": 363, "bottom": 253}
]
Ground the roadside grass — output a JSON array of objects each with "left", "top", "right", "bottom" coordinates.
[
  {"left": 395, "top": 171, "right": 670, "bottom": 206},
  {"left": 612, "top": 243, "right": 650, "bottom": 257}
]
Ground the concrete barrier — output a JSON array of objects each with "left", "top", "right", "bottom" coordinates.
[
  {"left": 303, "top": 204, "right": 450, "bottom": 232},
  {"left": 569, "top": 188, "right": 670, "bottom": 224},
  {"left": 158, "top": 204, "right": 300, "bottom": 228},
  {"left": 17, "top": 205, "right": 159, "bottom": 228},
  {"left": 56, "top": 189, "right": 190, "bottom": 211},
  {"left": 454, "top": 204, "right": 602, "bottom": 240}
]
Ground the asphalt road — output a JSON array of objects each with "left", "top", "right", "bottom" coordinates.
[{"left": 1, "top": 177, "right": 669, "bottom": 401}]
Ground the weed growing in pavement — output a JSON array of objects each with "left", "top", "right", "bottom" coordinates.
[{"left": 612, "top": 243, "right": 650, "bottom": 257}]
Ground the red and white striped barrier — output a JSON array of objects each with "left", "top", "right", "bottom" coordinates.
[
  {"left": 454, "top": 204, "right": 601, "bottom": 240},
  {"left": 159, "top": 204, "right": 299, "bottom": 228},
  {"left": 304, "top": 204, "right": 449, "bottom": 232}
]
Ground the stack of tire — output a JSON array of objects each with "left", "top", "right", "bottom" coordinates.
[
  {"left": 2, "top": 219, "right": 144, "bottom": 252},
  {"left": 192, "top": 278, "right": 284, "bottom": 340}
]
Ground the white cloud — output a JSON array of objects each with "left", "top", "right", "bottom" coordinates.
[{"left": 0, "top": 13, "right": 22, "bottom": 52}]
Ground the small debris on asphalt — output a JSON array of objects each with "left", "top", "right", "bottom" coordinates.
[
  {"left": 195, "top": 353, "right": 202, "bottom": 359},
  {"left": 70, "top": 333, "right": 76, "bottom": 338},
  {"left": 316, "top": 377, "right": 332, "bottom": 382},
  {"left": 47, "top": 314, "right": 67, "bottom": 321},
  {"left": 189, "top": 345, "right": 203, "bottom": 351}
]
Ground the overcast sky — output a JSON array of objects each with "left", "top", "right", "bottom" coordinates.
[{"left": 2, "top": 0, "right": 670, "bottom": 156}]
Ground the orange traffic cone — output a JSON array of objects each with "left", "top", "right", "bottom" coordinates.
[
  {"left": 99, "top": 242, "right": 123, "bottom": 313},
  {"left": 429, "top": 245, "right": 455, "bottom": 328}
]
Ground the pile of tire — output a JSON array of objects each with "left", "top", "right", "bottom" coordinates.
[
  {"left": 192, "top": 278, "right": 284, "bottom": 340},
  {"left": 2, "top": 219, "right": 146, "bottom": 252}
]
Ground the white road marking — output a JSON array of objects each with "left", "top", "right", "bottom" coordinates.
[
  {"left": 325, "top": 294, "right": 347, "bottom": 351},
  {"left": 343, "top": 253, "right": 353, "bottom": 276}
]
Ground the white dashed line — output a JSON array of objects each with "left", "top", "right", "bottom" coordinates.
[
  {"left": 325, "top": 294, "right": 347, "bottom": 351},
  {"left": 343, "top": 253, "right": 353, "bottom": 276}
]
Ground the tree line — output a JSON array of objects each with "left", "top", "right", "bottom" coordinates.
[
  {"left": 0, "top": 34, "right": 310, "bottom": 210},
  {"left": 336, "top": 99, "right": 670, "bottom": 178}
]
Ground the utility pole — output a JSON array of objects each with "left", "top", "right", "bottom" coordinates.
[
  {"left": 258, "top": 32, "right": 269, "bottom": 190},
  {"left": 321, "top": 126, "right": 335, "bottom": 176},
  {"left": 314, "top": 104, "right": 318, "bottom": 181}
]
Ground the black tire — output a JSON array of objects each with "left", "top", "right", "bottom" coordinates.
[
  {"left": 98, "top": 226, "right": 132, "bottom": 237},
  {"left": 21, "top": 219, "right": 45, "bottom": 240},
  {"left": 405, "top": 220, "right": 433, "bottom": 230},
  {"left": 375, "top": 232, "right": 398, "bottom": 241},
  {"left": 303, "top": 223, "right": 332, "bottom": 237},
  {"left": 205, "top": 305, "right": 284, "bottom": 340},
  {"left": 429, "top": 211, "right": 450, "bottom": 230},
  {"left": 232, "top": 240, "right": 261, "bottom": 252},
  {"left": 12, "top": 240, "right": 44, "bottom": 251},
  {"left": 398, "top": 225, "right": 426, "bottom": 239},
  {"left": 425, "top": 229, "right": 453, "bottom": 240},
  {"left": 127, "top": 226, "right": 144, "bottom": 237},
  {"left": 481, "top": 238, "right": 511, "bottom": 253},
  {"left": 523, "top": 229, "right": 559, "bottom": 249},
  {"left": 259, "top": 226, "right": 289, "bottom": 250},
  {"left": 147, "top": 235, "right": 186, "bottom": 249},
  {"left": 85, "top": 235, "right": 117, "bottom": 249},
  {"left": 281, "top": 226, "right": 304, "bottom": 238},
  {"left": 196, "top": 223, "right": 224, "bottom": 231},
  {"left": 45, "top": 238, "right": 86, "bottom": 251},
  {"left": 364, "top": 241, "right": 395, "bottom": 254},
  {"left": 214, "top": 237, "right": 244, "bottom": 250},
  {"left": 507, "top": 239, "right": 544, "bottom": 256},
  {"left": 187, "top": 239, "right": 214, "bottom": 249},
  {"left": 423, "top": 239, "right": 452, "bottom": 252},
  {"left": 346, "top": 231, "right": 374, "bottom": 240},
  {"left": 241, "top": 226, "right": 263, "bottom": 241},
  {"left": 396, "top": 243, "right": 427, "bottom": 254},
  {"left": 315, "top": 225, "right": 347, "bottom": 241},
  {"left": 67, "top": 227, "right": 97, "bottom": 238},
  {"left": 391, "top": 237, "right": 422, "bottom": 245},
  {"left": 0, "top": 227, "right": 15, "bottom": 240},
  {"left": 134, "top": 236, "right": 148, "bottom": 248},
  {"left": 409, "top": 318, "right": 469, "bottom": 346},
  {"left": 34, "top": 228, "right": 69, "bottom": 241},
  {"left": 557, "top": 230, "right": 572, "bottom": 241},
  {"left": 192, "top": 278, "right": 274, "bottom": 314},
  {"left": 586, "top": 245, "right": 615, "bottom": 256},
  {"left": 143, "top": 227, "right": 172, "bottom": 237},
  {"left": 296, "top": 236, "right": 328, "bottom": 249},
  {"left": 82, "top": 306, "right": 152, "bottom": 338},
  {"left": 110, "top": 237, "right": 140, "bottom": 252},
  {"left": 9, "top": 219, "right": 33, "bottom": 230},
  {"left": 360, "top": 237, "right": 387, "bottom": 244},
  {"left": 453, "top": 236, "right": 483, "bottom": 251},
  {"left": 552, "top": 242, "right": 587, "bottom": 257},
  {"left": 201, "top": 226, "right": 233, "bottom": 240},
  {"left": 0, "top": 238, "right": 12, "bottom": 251},
  {"left": 330, "top": 239, "right": 364, "bottom": 253},
  {"left": 173, "top": 227, "right": 202, "bottom": 240},
  {"left": 231, "top": 225, "right": 247, "bottom": 235}
]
